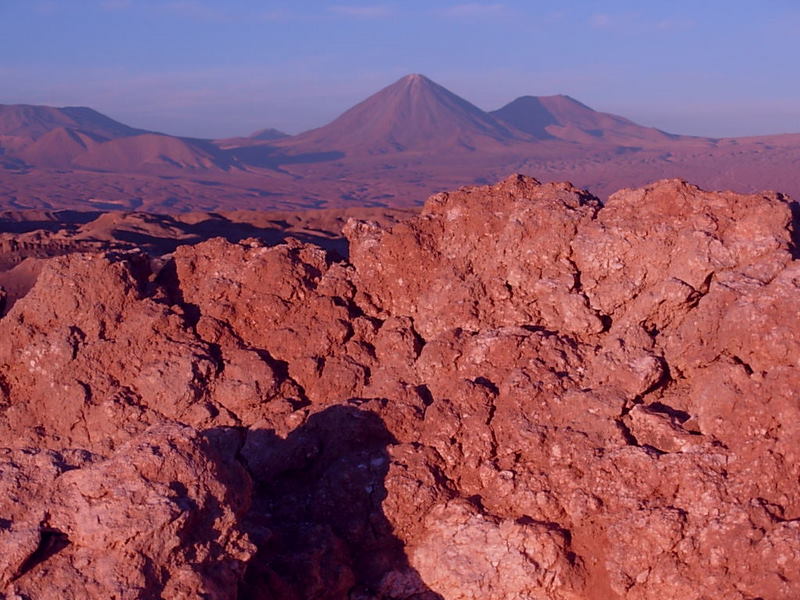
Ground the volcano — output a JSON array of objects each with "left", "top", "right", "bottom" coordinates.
[
  {"left": 491, "top": 95, "right": 679, "bottom": 146},
  {"left": 3, "top": 75, "right": 800, "bottom": 212},
  {"left": 280, "top": 74, "right": 522, "bottom": 155},
  {"left": 249, "top": 128, "right": 289, "bottom": 141}
]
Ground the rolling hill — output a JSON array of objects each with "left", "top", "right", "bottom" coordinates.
[{"left": 0, "top": 104, "right": 146, "bottom": 140}]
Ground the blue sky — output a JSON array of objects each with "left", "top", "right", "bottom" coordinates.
[{"left": 1, "top": 1, "right": 799, "bottom": 138}]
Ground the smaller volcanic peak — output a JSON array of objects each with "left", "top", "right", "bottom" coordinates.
[
  {"left": 491, "top": 95, "right": 590, "bottom": 139},
  {"left": 249, "top": 128, "right": 289, "bottom": 141},
  {"left": 282, "top": 74, "right": 521, "bottom": 154},
  {"left": 492, "top": 95, "right": 677, "bottom": 145},
  {"left": 0, "top": 104, "right": 145, "bottom": 141}
]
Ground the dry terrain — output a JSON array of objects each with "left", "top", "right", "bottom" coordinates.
[{"left": 0, "top": 175, "right": 798, "bottom": 599}]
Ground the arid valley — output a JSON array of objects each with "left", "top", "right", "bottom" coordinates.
[{"left": 3, "top": 74, "right": 800, "bottom": 213}]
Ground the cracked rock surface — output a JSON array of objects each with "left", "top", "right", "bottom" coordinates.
[{"left": 0, "top": 175, "right": 799, "bottom": 599}]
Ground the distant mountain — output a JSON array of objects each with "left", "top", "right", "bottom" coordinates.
[
  {"left": 491, "top": 95, "right": 679, "bottom": 146},
  {"left": 0, "top": 104, "right": 233, "bottom": 172},
  {"left": 0, "top": 104, "right": 146, "bottom": 140},
  {"left": 250, "top": 128, "right": 289, "bottom": 141},
  {"left": 4, "top": 75, "right": 800, "bottom": 213},
  {"left": 280, "top": 74, "right": 521, "bottom": 154},
  {"left": 268, "top": 76, "right": 693, "bottom": 158}
]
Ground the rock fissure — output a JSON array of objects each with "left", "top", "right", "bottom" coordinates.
[{"left": 10, "top": 526, "right": 70, "bottom": 583}]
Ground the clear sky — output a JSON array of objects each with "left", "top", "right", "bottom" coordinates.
[{"left": 2, "top": 0, "right": 799, "bottom": 139}]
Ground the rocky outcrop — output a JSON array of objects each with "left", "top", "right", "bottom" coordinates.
[
  {"left": 0, "top": 424, "right": 253, "bottom": 599},
  {"left": 345, "top": 175, "right": 604, "bottom": 338},
  {"left": 0, "top": 175, "right": 798, "bottom": 599}
]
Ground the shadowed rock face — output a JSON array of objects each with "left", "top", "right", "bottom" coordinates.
[
  {"left": 0, "top": 424, "right": 254, "bottom": 599},
  {"left": 1, "top": 175, "right": 799, "bottom": 599}
]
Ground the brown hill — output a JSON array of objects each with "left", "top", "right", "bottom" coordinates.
[
  {"left": 491, "top": 94, "right": 681, "bottom": 146},
  {"left": 278, "top": 73, "right": 522, "bottom": 155},
  {"left": 0, "top": 104, "right": 235, "bottom": 172},
  {"left": 15, "top": 127, "right": 103, "bottom": 168},
  {"left": 72, "top": 133, "right": 234, "bottom": 172},
  {"left": 0, "top": 104, "right": 145, "bottom": 140}
]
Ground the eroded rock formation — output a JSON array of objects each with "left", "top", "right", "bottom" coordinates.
[
  {"left": 0, "top": 175, "right": 798, "bottom": 599},
  {"left": 0, "top": 424, "right": 253, "bottom": 599}
]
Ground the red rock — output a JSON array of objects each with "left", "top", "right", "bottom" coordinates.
[
  {"left": 0, "top": 175, "right": 798, "bottom": 599},
  {"left": 345, "top": 175, "right": 604, "bottom": 339},
  {"left": 0, "top": 251, "right": 219, "bottom": 452},
  {"left": 173, "top": 237, "right": 377, "bottom": 408},
  {"left": 408, "top": 500, "right": 584, "bottom": 600},
  {"left": 1, "top": 424, "right": 254, "bottom": 599}
]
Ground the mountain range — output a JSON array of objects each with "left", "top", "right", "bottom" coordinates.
[{"left": 1, "top": 74, "right": 799, "bottom": 211}]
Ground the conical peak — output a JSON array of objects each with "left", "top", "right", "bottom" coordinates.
[
  {"left": 288, "top": 73, "right": 518, "bottom": 153},
  {"left": 371, "top": 74, "right": 471, "bottom": 110},
  {"left": 393, "top": 73, "right": 438, "bottom": 93},
  {"left": 400, "top": 73, "right": 430, "bottom": 84}
]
